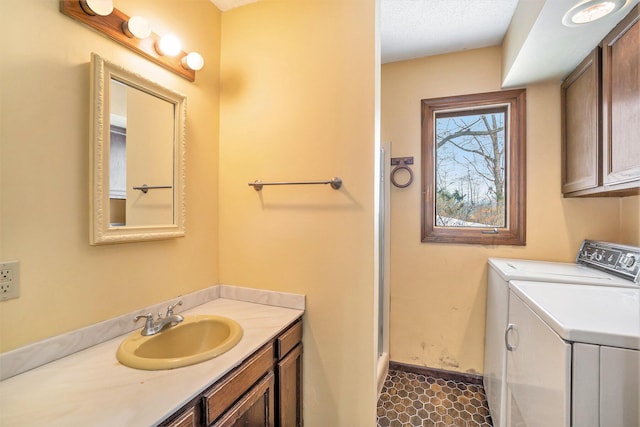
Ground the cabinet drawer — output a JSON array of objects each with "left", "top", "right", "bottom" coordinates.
[
  {"left": 203, "top": 343, "right": 274, "bottom": 425},
  {"left": 276, "top": 320, "right": 302, "bottom": 359}
]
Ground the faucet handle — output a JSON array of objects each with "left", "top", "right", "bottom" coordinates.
[
  {"left": 134, "top": 313, "right": 153, "bottom": 322},
  {"left": 166, "top": 300, "right": 183, "bottom": 316},
  {"left": 134, "top": 313, "right": 154, "bottom": 329}
]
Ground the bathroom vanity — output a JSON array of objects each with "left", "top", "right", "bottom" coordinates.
[
  {"left": 160, "top": 319, "right": 303, "bottom": 427},
  {"left": 0, "top": 287, "right": 304, "bottom": 426}
]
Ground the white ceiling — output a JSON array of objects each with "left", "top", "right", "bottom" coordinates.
[
  {"left": 211, "top": 0, "right": 259, "bottom": 12},
  {"left": 210, "top": 0, "right": 639, "bottom": 86},
  {"left": 382, "top": 0, "right": 639, "bottom": 87},
  {"left": 501, "top": 0, "right": 639, "bottom": 86},
  {"left": 380, "top": 0, "right": 519, "bottom": 63}
]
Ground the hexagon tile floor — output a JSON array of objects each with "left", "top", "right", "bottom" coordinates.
[{"left": 377, "top": 368, "right": 493, "bottom": 427}]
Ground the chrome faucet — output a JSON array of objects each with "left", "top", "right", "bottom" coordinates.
[{"left": 134, "top": 300, "right": 184, "bottom": 336}]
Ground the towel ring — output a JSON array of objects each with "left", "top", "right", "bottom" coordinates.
[{"left": 390, "top": 157, "right": 414, "bottom": 188}]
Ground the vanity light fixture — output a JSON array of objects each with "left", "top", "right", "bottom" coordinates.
[
  {"left": 156, "top": 34, "right": 183, "bottom": 57},
  {"left": 60, "top": 0, "right": 203, "bottom": 81},
  {"left": 562, "top": 0, "right": 627, "bottom": 26},
  {"left": 122, "top": 16, "right": 152, "bottom": 39},
  {"left": 181, "top": 52, "right": 205, "bottom": 71},
  {"left": 79, "top": 0, "right": 114, "bottom": 16}
]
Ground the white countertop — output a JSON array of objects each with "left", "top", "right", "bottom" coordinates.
[
  {"left": 0, "top": 296, "right": 304, "bottom": 426},
  {"left": 510, "top": 280, "right": 640, "bottom": 350}
]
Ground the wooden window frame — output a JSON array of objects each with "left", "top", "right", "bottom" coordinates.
[{"left": 421, "top": 89, "right": 527, "bottom": 245}]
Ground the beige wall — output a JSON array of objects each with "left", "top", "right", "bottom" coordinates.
[
  {"left": 218, "top": 0, "right": 377, "bottom": 425},
  {"left": 381, "top": 46, "right": 627, "bottom": 374},
  {"left": 621, "top": 196, "right": 640, "bottom": 245},
  {"left": 0, "top": 0, "right": 221, "bottom": 351}
]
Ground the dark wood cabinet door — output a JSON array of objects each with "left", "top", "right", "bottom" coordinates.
[
  {"left": 213, "top": 372, "right": 276, "bottom": 427},
  {"left": 561, "top": 48, "right": 601, "bottom": 194},
  {"left": 277, "top": 344, "right": 303, "bottom": 427},
  {"left": 203, "top": 344, "right": 274, "bottom": 426},
  {"left": 602, "top": 5, "right": 640, "bottom": 188},
  {"left": 163, "top": 407, "right": 198, "bottom": 427}
]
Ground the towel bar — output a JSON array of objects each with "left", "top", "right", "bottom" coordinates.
[{"left": 248, "top": 177, "right": 342, "bottom": 191}]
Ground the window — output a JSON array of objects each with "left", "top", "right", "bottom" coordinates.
[{"left": 421, "top": 89, "right": 526, "bottom": 245}]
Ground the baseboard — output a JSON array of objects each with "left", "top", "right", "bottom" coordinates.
[{"left": 389, "top": 361, "right": 483, "bottom": 385}]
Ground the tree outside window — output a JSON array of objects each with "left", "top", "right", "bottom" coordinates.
[{"left": 421, "top": 90, "right": 526, "bottom": 245}]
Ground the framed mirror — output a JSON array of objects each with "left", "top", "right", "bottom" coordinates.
[{"left": 90, "top": 53, "right": 186, "bottom": 245}]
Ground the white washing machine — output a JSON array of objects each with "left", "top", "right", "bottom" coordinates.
[
  {"left": 484, "top": 240, "right": 640, "bottom": 427},
  {"left": 507, "top": 281, "right": 639, "bottom": 427}
]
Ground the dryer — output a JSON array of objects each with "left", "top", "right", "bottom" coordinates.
[
  {"left": 484, "top": 240, "right": 640, "bottom": 427},
  {"left": 507, "top": 281, "right": 639, "bottom": 427}
]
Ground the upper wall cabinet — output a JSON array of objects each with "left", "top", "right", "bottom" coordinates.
[
  {"left": 562, "top": 4, "right": 640, "bottom": 197},
  {"left": 602, "top": 5, "right": 640, "bottom": 190},
  {"left": 561, "top": 48, "right": 601, "bottom": 194}
]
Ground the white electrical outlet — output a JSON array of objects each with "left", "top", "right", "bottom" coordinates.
[{"left": 0, "top": 261, "right": 20, "bottom": 301}]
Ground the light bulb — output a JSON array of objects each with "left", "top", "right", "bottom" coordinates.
[
  {"left": 156, "top": 34, "right": 182, "bottom": 56},
  {"left": 181, "top": 52, "right": 205, "bottom": 71},
  {"left": 79, "top": 0, "right": 114, "bottom": 16},
  {"left": 122, "top": 16, "right": 151, "bottom": 39}
]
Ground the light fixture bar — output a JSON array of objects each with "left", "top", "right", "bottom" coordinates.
[{"left": 59, "top": 0, "right": 196, "bottom": 81}]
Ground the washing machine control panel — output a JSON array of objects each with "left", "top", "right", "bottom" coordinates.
[{"left": 577, "top": 240, "right": 640, "bottom": 284}]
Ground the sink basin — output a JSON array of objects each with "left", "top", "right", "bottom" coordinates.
[{"left": 117, "top": 314, "right": 243, "bottom": 370}]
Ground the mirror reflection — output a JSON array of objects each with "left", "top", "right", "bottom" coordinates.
[
  {"left": 90, "top": 53, "right": 186, "bottom": 245},
  {"left": 108, "top": 79, "right": 175, "bottom": 227}
]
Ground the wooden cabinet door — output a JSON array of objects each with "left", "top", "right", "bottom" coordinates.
[
  {"left": 602, "top": 5, "right": 640, "bottom": 188},
  {"left": 277, "top": 344, "right": 303, "bottom": 427},
  {"left": 561, "top": 48, "right": 601, "bottom": 194},
  {"left": 203, "top": 344, "right": 274, "bottom": 426},
  {"left": 213, "top": 372, "right": 275, "bottom": 427},
  {"left": 162, "top": 407, "right": 197, "bottom": 427}
]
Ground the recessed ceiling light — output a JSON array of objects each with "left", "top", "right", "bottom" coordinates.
[{"left": 562, "top": 0, "right": 627, "bottom": 26}]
